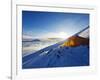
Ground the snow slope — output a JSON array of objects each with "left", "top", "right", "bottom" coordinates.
[
  {"left": 22, "top": 27, "right": 89, "bottom": 69},
  {"left": 22, "top": 38, "right": 63, "bottom": 57}
]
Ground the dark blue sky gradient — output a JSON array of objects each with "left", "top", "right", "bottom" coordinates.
[{"left": 22, "top": 11, "right": 89, "bottom": 38}]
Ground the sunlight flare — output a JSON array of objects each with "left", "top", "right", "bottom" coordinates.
[{"left": 58, "top": 32, "right": 68, "bottom": 39}]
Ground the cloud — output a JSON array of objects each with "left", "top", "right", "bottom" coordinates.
[{"left": 22, "top": 35, "right": 34, "bottom": 40}]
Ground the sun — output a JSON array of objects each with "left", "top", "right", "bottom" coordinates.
[{"left": 58, "top": 32, "right": 68, "bottom": 39}]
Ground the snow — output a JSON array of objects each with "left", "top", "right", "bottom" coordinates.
[
  {"left": 22, "top": 44, "right": 89, "bottom": 69},
  {"left": 22, "top": 27, "right": 89, "bottom": 69},
  {"left": 22, "top": 38, "right": 63, "bottom": 57},
  {"left": 78, "top": 28, "right": 89, "bottom": 38}
]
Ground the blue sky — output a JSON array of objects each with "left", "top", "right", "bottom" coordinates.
[{"left": 22, "top": 11, "right": 89, "bottom": 39}]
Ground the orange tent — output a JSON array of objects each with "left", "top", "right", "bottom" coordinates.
[{"left": 61, "top": 36, "right": 89, "bottom": 47}]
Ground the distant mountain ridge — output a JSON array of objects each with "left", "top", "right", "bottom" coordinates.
[{"left": 23, "top": 37, "right": 63, "bottom": 42}]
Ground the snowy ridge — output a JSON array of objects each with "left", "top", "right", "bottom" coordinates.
[{"left": 78, "top": 28, "right": 89, "bottom": 38}]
